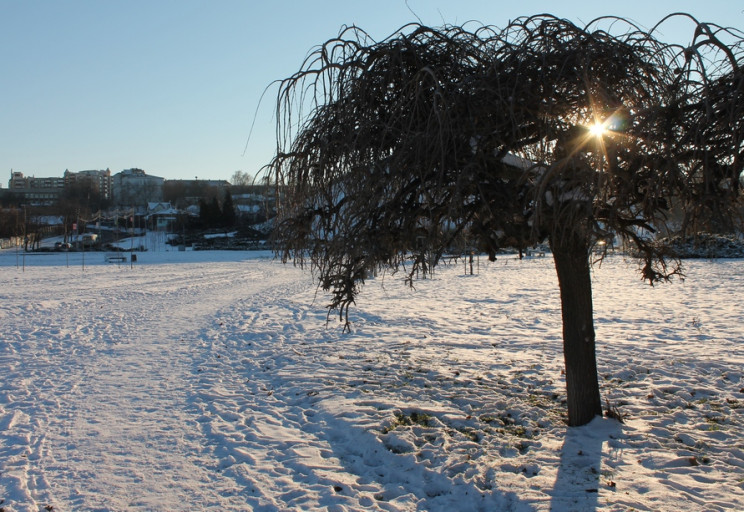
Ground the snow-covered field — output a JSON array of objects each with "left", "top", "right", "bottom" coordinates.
[{"left": 1, "top": 247, "right": 743, "bottom": 511}]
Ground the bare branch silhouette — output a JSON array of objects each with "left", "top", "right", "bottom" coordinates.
[{"left": 267, "top": 14, "right": 744, "bottom": 426}]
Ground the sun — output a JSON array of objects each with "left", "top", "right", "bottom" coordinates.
[{"left": 588, "top": 121, "right": 608, "bottom": 138}]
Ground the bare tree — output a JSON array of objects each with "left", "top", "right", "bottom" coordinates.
[
  {"left": 231, "top": 170, "right": 252, "bottom": 187},
  {"left": 267, "top": 14, "right": 744, "bottom": 426}
]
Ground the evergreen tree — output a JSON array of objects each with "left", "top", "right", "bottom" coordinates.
[
  {"left": 222, "top": 190, "right": 236, "bottom": 228},
  {"left": 197, "top": 197, "right": 210, "bottom": 227},
  {"left": 209, "top": 197, "right": 221, "bottom": 228}
]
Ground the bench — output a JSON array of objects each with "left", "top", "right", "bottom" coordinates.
[{"left": 105, "top": 253, "right": 127, "bottom": 263}]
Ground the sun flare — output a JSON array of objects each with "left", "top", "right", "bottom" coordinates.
[{"left": 588, "top": 121, "right": 607, "bottom": 138}]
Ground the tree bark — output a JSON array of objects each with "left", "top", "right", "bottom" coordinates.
[{"left": 550, "top": 236, "right": 603, "bottom": 426}]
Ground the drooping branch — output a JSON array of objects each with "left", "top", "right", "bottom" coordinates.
[{"left": 268, "top": 14, "right": 744, "bottom": 317}]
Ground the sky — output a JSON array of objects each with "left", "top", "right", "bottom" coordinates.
[{"left": 1, "top": 1, "right": 741, "bottom": 183}]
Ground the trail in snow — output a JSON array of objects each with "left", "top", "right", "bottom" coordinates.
[{"left": 0, "top": 254, "right": 308, "bottom": 510}]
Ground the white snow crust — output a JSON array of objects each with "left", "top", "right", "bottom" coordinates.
[{"left": 1, "top": 248, "right": 743, "bottom": 511}]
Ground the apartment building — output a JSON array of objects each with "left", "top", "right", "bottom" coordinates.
[{"left": 8, "top": 170, "right": 65, "bottom": 205}]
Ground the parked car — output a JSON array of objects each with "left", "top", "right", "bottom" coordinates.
[{"left": 54, "top": 242, "right": 71, "bottom": 251}]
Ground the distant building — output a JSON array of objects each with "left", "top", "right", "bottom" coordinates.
[
  {"left": 182, "top": 179, "right": 230, "bottom": 189},
  {"left": 64, "top": 168, "right": 113, "bottom": 199},
  {"left": 112, "top": 168, "right": 164, "bottom": 207},
  {"left": 146, "top": 202, "right": 180, "bottom": 230},
  {"left": 163, "top": 179, "right": 231, "bottom": 207},
  {"left": 8, "top": 170, "right": 65, "bottom": 205}
]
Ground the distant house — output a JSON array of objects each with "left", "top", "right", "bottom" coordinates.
[
  {"left": 146, "top": 202, "right": 180, "bottom": 230},
  {"left": 232, "top": 187, "right": 277, "bottom": 223},
  {"left": 236, "top": 204, "right": 261, "bottom": 215},
  {"left": 35, "top": 215, "right": 65, "bottom": 226}
]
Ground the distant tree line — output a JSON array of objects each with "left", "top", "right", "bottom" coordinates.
[{"left": 198, "top": 190, "right": 236, "bottom": 229}]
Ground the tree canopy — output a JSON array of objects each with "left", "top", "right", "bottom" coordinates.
[{"left": 267, "top": 14, "right": 744, "bottom": 425}]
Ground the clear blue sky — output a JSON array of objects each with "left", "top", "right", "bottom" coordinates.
[{"left": 1, "top": 1, "right": 740, "bottom": 182}]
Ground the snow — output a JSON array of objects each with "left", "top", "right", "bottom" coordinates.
[{"left": 1, "top": 247, "right": 743, "bottom": 511}]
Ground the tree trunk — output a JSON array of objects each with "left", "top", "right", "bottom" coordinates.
[{"left": 550, "top": 236, "right": 603, "bottom": 426}]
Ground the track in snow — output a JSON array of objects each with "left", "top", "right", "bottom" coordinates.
[{"left": 0, "top": 258, "right": 308, "bottom": 510}]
